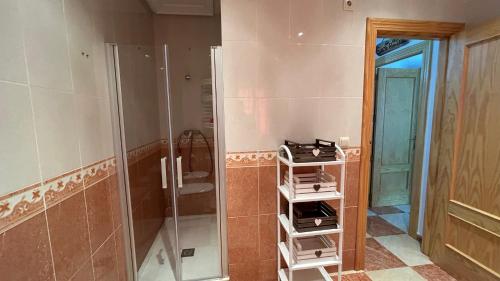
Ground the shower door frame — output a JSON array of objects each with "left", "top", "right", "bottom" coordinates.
[
  {"left": 164, "top": 44, "right": 229, "bottom": 281},
  {"left": 106, "top": 42, "right": 229, "bottom": 281},
  {"left": 106, "top": 43, "right": 139, "bottom": 281},
  {"left": 210, "top": 46, "right": 229, "bottom": 280}
]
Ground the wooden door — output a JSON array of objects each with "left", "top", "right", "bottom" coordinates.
[
  {"left": 424, "top": 18, "right": 500, "bottom": 281},
  {"left": 371, "top": 68, "right": 421, "bottom": 207}
]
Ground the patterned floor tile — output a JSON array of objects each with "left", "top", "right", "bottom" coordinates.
[
  {"left": 341, "top": 272, "right": 373, "bottom": 280},
  {"left": 367, "top": 216, "right": 405, "bottom": 237},
  {"left": 365, "top": 238, "right": 406, "bottom": 271},
  {"left": 374, "top": 235, "right": 431, "bottom": 266},
  {"left": 412, "top": 264, "right": 457, "bottom": 281},
  {"left": 379, "top": 213, "right": 410, "bottom": 233},
  {"left": 395, "top": 204, "right": 411, "bottom": 213},
  {"left": 366, "top": 267, "right": 425, "bottom": 281},
  {"left": 369, "top": 206, "right": 404, "bottom": 215}
]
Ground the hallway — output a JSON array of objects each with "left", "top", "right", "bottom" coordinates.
[{"left": 341, "top": 205, "right": 455, "bottom": 280}]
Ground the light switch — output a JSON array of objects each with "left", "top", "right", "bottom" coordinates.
[{"left": 339, "top": 137, "right": 350, "bottom": 147}]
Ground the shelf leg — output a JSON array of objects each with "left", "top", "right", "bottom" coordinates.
[
  {"left": 277, "top": 157, "right": 281, "bottom": 279},
  {"left": 319, "top": 266, "right": 333, "bottom": 281},
  {"left": 288, "top": 165, "right": 293, "bottom": 281},
  {"left": 338, "top": 159, "right": 346, "bottom": 281}
]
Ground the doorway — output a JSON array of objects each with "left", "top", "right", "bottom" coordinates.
[
  {"left": 355, "top": 18, "right": 469, "bottom": 278},
  {"left": 369, "top": 39, "right": 435, "bottom": 240},
  {"left": 360, "top": 37, "right": 446, "bottom": 279},
  {"left": 357, "top": 17, "right": 500, "bottom": 281}
]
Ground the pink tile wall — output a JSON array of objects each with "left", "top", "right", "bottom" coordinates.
[
  {"left": 226, "top": 149, "right": 361, "bottom": 280},
  {"left": 0, "top": 159, "right": 127, "bottom": 280}
]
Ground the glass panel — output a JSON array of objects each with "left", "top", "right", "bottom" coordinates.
[
  {"left": 111, "top": 43, "right": 178, "bottom": 280},
  {"left": 167, "top": 43, "right": 222, "bottom": 280}
]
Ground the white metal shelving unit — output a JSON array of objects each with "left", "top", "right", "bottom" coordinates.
[{"left": 277, "top": 144, "right": 346, "bottom": 281}]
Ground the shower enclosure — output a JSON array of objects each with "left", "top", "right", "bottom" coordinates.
[{"left": 107, "top": 43, "right": 227, "bottom": 281}]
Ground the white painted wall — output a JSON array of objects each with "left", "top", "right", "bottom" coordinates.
[{"left": 418, "top": 39, "right": 440, "bottom": 236}]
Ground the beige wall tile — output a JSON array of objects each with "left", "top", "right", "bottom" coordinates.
[
  {"left": 21, "top": 0, "right": 72, "bottom": 91},
  {"left": 256, "top": 0, "right": 289, "bottom": 43},
  {"left": 282, "top": 44, "right": 325, "bottom": 98},
  {"left": 255, "top": 42, "right": 291, "bottom": 98},
  {"left": 289, "top": 0, "right": 323, "bottom": 44},
  {"left": 255, "top": 98, "right": 289, "bottom": 150},
  {"left": 32, "top": 87, "right": 81, "bottom": 180},
  {"left": 76, "top": 94, "right": 114, "bottom": 166},
  {"left": 317, "top": 97, "right": 362, "bottom": 145},
  {"left": 320, "top": 45, "right": 364, "bottom": 98},
  {"left": 221, "top": 0, "right": 257, "bottom": 41},
  {"left": 0, "top": 0, "right": 27, "bottom": 83},
  {"left": 0, "top": 82, "right": 40, "bottom": 195},
  {"left": 285, "top": 98, "right": 321, "bottom": 143},
  {"left": 224, "top": 98, "right": 261, "bottom": 152},
  {"left": 220, "top": 0, "right": 485, "bottom": 150},
  {"left": 65, "top": 0, "right": 97, "bottom": 96},
  {"left": 223, "top": 41, "right": 258, "bottom": 98}
]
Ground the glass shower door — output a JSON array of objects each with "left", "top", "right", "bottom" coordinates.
[
  {"left": 164, "top": 44, "right": 223, "bottom": 281},
  {"left": 109, "top": 42, "right": 225, "bottom": 281},
  {"left": 108, "top": 43, "right": 179, "bottom": 281}
]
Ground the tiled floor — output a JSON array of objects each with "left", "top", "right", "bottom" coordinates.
[
  {"left": 138, "top": 214, "right": 220, "bottom": 281},
  {"left": 339, "top": 205, "right": 456, "bottom": 281}
]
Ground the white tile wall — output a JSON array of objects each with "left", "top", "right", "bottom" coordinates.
[
  {"left": 0, "top": 0, "right": 155, "bottom": 197},
  {"left": 0, "top": 82, "right": 40, "bottom": 194},
  {"left": 224, "top": 98, "right": 260, "bottom": 151},
  {"left": 221, "top": 0, "right": 257, "bottom": 41},
  {"left": 220, "top": 0, "right": 494, "bottom": 152},
  {"left": 31, "top": 87, "right": 81, "bottom": 180},
  {"left": 76, "top": 95, "right": 114, "bottom": 166},
  {"left": 21, "top": 0, "right": 73, "bottom": 91},
  {"left": 0, "top": 0, "right": 27, "bottom": 83}
]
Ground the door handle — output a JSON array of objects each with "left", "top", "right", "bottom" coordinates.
[
  {"left": 161, "top": 157, "right": 167, "bottom": 190},
  {"left": 176, "top": 156, "right": 183, "bottom": 188}
]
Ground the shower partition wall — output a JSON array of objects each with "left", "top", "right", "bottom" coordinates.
[{"left": 107, "top": 43, "right": 227, "bottom": 281}]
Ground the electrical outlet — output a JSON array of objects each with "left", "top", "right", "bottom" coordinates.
[
  {"left": 343, "top": 0, "right": 354, "bottom": 11},
  {"left": 339, "top": 137, "right": 350, "bottom": 147}
]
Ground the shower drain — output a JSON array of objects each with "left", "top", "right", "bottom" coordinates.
[{"left": 181, "top": 248, "right": 195, "bottom": 257}]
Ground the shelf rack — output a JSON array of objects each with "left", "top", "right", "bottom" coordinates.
[{"left": 277, "top": 144, "right": 346, "bottom": 281}]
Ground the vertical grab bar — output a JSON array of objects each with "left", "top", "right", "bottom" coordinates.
[
  {"left": 161, "top": 157, "right": 168, "bottom": 189},
  {"left": 176, "top": 156, "right": 183, "bottom": 188}
]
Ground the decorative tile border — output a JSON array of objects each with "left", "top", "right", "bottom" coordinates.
[
  {"left": 226, "top": 151, "right": 259, "bottom": 168},
  {"left": 0, "top": 182, "right": 46, "bottom": 234},
  {"left": 0, "top": 136, "right": 168, "bottom": 234},
  {"left": 344, "top": 147, "right": 361, "bottom": 162},
  {"left": 226, "top": 147, "right": 361, "bottom": 168},
  {"left": 43, "top": 168, "right": 84, "bottom": 207},
  {"left": 258, "top": 151, "right": 277, "bottom": 167},
  {"left": 127, "top": 140, "right": 162, "bottom": 165},
  {"left": 177, "top": 135, "right": 214, "bottom": 149},
  {"left": 0, "top": 156, "right": 117, "bottom": 234}
]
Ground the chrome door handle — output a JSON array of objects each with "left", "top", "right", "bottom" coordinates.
[
  {"left": 161, "top": 157, "right": 167, "bottom": 189},
  {"left": 176, "top": 156, "right": 183, "bottom": 188}
]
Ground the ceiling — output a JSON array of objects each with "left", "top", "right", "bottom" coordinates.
[{"left": 145, "top": 0, "right": 215, "bottom": 16}]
